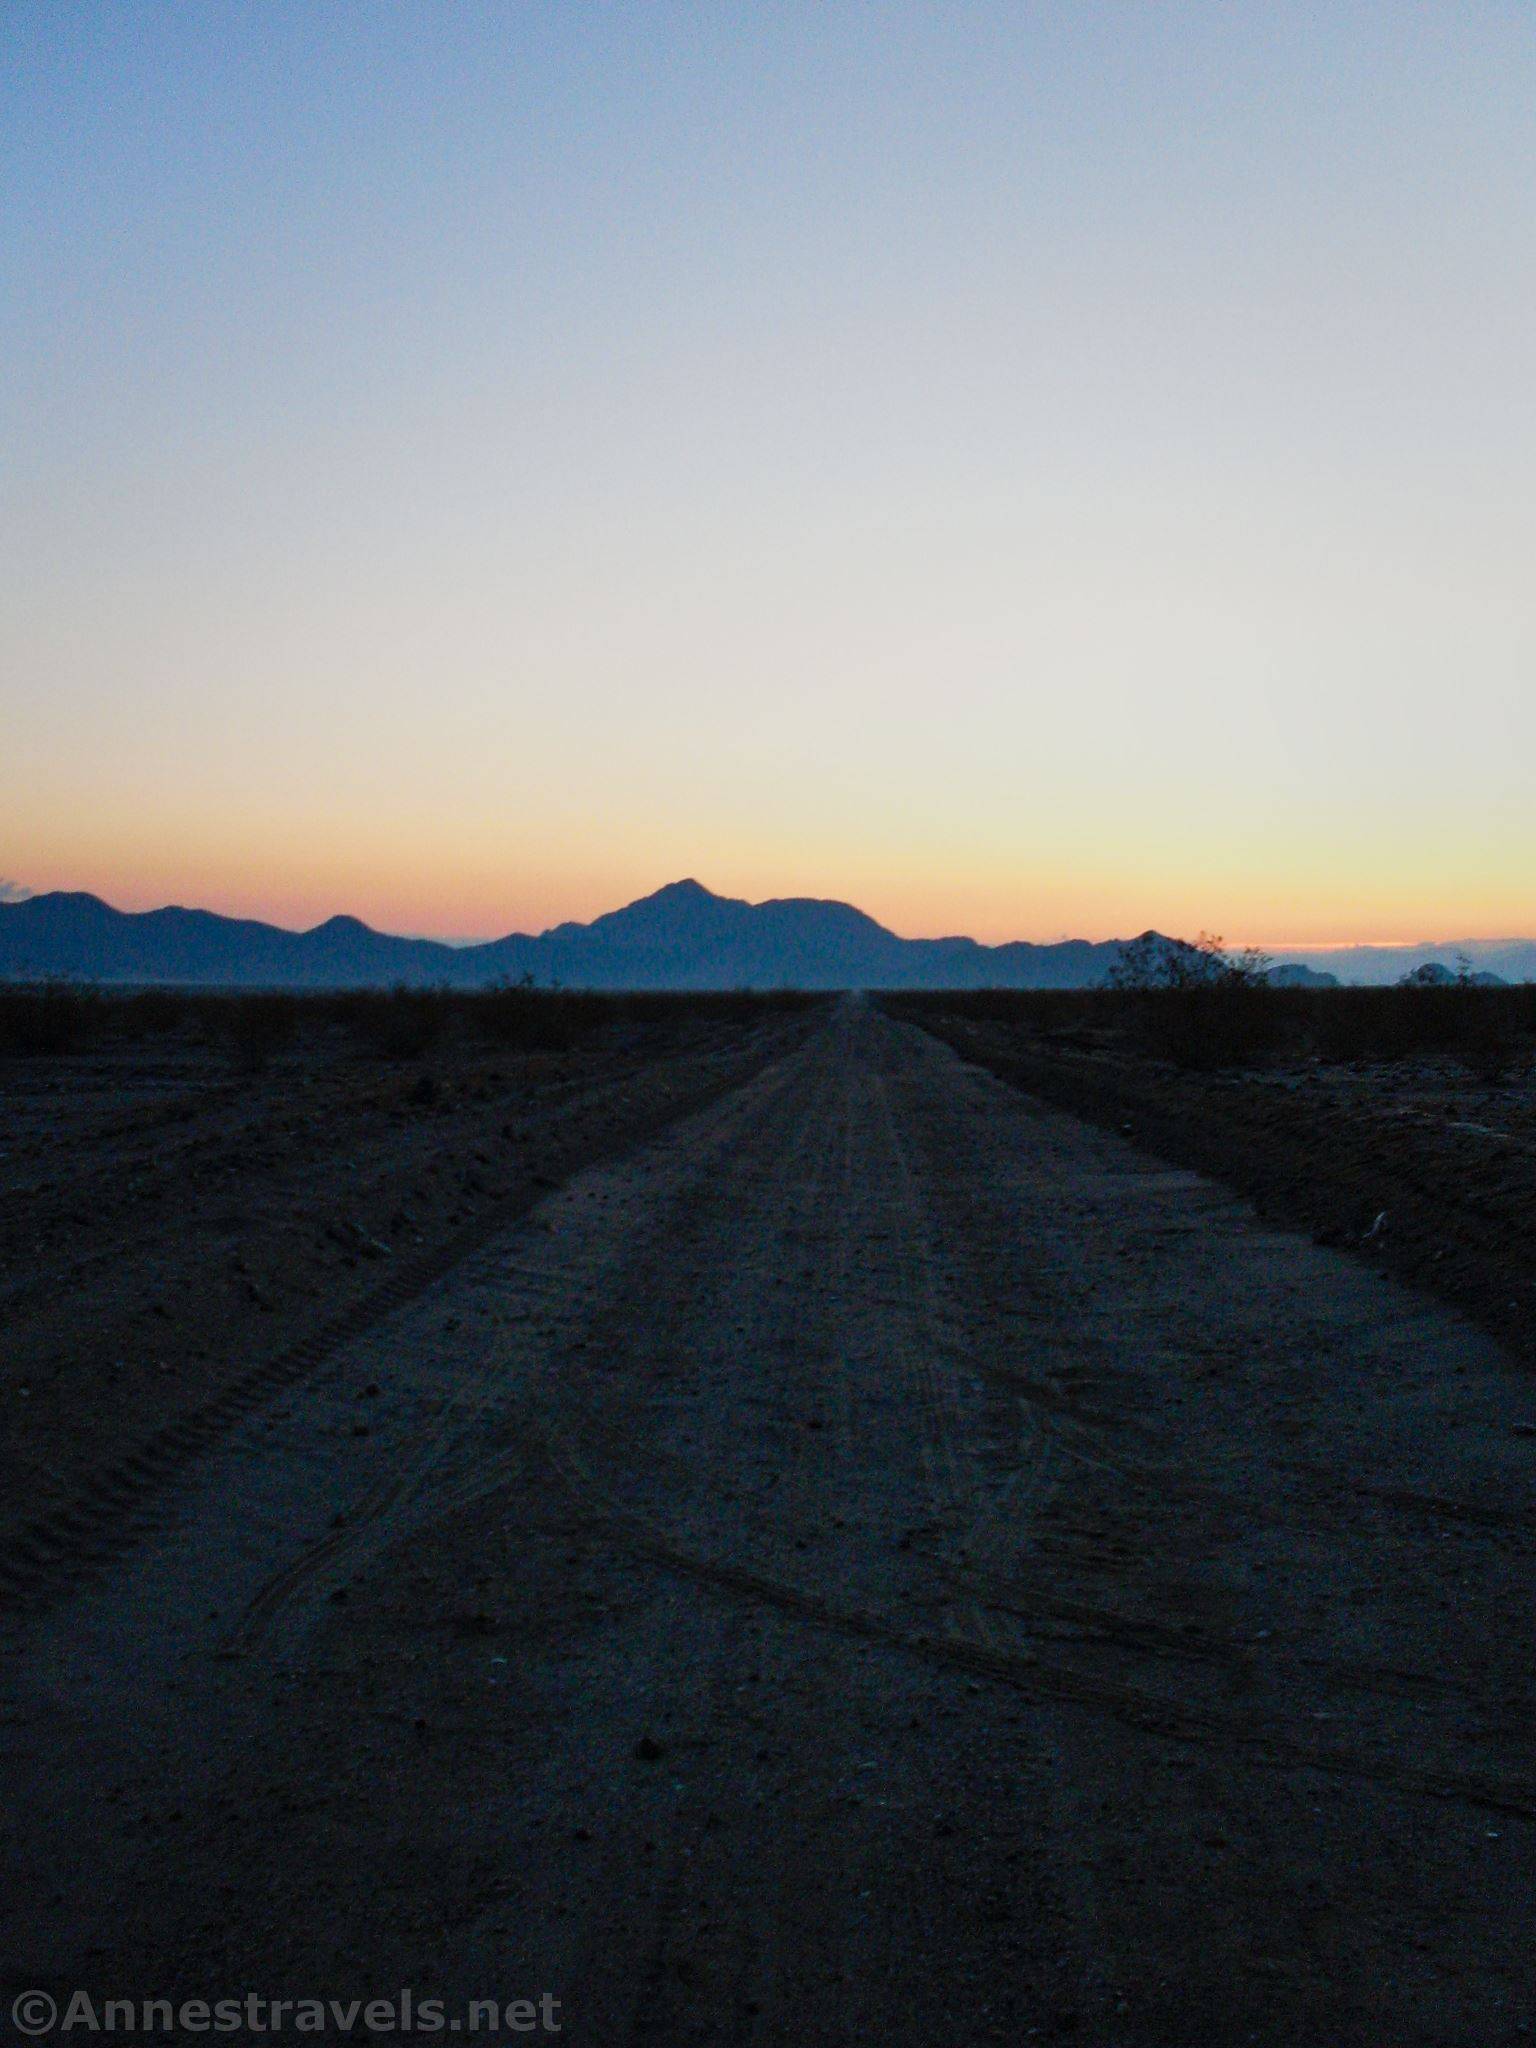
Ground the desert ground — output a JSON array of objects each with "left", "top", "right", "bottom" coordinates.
[{"left": 2, "top": 992, "right": 1534, "bottom": 2044}]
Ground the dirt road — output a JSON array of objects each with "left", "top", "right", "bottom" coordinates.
[{"left": 3, "top": 998, "right": 1533, "bottom": 2044}]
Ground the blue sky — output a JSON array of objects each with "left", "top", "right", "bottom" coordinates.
[{"left": 4, "top": 3, "right": 1533, "bottom": 942}]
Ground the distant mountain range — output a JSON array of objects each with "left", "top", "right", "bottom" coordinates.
[
  {"left": 0, "top": 880, "right": 1529, "bottom": 989},
  {"left": 0, "top": 879, "right": 1152, "bottom": 990},
  {"left": 1277, "top": 939, "right": 1536, "bottom": 986}
]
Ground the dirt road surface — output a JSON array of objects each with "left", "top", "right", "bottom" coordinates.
[{"left": 3, "top": 997, "right": 1533, "bottom": 2044}]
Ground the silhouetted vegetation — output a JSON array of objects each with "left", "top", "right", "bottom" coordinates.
[
  {"left": 332, "top": 987, "right": 450, "bottom": 1060},
  {"left": 0, "top": 981, "right": 101, "bottom": 1055},
  {"left": 0, "top": 981, "right": 819, "bottom": 1063},
  {"left": 887, "top": 981, "right": 1536, "bottom": 1077},
  {"left": 116, "top": 987, "right": 188, "bottom": 1036},
  {"left": 1099, "top": 932, "right": 1280, "bottom": 1068},
  {"left": 1107, "top": 930, "right": 1272, "bottom": 993},
  {"left": 4, "top": 973, "right": 1528, "bottom": 1079},
  {"left": 1307, "top": 983, "right": 1536, "bottom": 1078},
  {"left": 216, "top": 993, "right": 300, "bottom": 1072}
]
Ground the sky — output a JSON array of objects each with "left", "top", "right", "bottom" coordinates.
[{"left": 3, "top": 2, "right": 1533, "bottom": 947}]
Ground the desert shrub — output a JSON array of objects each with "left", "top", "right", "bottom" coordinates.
[
  {"left": 1121, "top": 983, "right": 1288, "bottom": 1070},
  {"left": 1444, "top": 989, "right": 1535, "bottom": 1084},
  {"left": 114, "top": 987, "right": 187, "bottom": 1036},
  {"left": 610, "top": 988, "right": 816, "bottom": 1027},
  {"left": 340, "top": 986, "right": 451, "bottom": 1060},
  {"left": 462, "top": 984, "right": 817, "bottom": 1051},
  {"left": 470, "top": 981, "right": 582, "bottom": 1053},
  {"left": 890, "top": 981, "right": 1536, "bottom": 1076},
  {"left": 1308, "top": 988, "right": 1419, "bottom": 1063},
  {"left": 1304, "top": 985, "right": 1533, "bottom": 1067},
  {"left": 884, "top": 988, "right": 1110, "bottom": 1035},
  {"left": 1455, "top": 1014, "right": 1526, "bottom": 1084},
  {"left": 217, "top": 992, "right": 298, "bottom": 1073},
  {"left": 0, "top": 980, "right": 100, "bottom": 1055}
]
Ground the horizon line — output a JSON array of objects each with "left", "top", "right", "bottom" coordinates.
[{"left": 4, "top": 880, "right": 1534, "bottom": 958}]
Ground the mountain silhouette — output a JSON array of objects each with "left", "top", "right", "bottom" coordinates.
[{"left": 0, "top": 880, "right": 1154, "bottom": 990}]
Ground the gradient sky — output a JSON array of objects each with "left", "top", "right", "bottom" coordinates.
[{"left": 4, "top": 2, "right": 1533, "bottom": 946}]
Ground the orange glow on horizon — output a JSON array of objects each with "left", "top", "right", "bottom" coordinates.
[
  {"left": 7, "top": 7, "right": 1534, "bottom": 980},
  {"left": 8, "top": 846, "right": 1531, "bottom": 956}
]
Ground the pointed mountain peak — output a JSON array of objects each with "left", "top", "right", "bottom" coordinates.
[
  {"left": 649, "top": 877, "right": 715, "bottom": 900},
  {"left": 583, "top": 877, "right": 746, "bottom": 942}
]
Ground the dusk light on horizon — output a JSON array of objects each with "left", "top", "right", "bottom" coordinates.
[{"left": 4, "top": 3, "right": 1533, "bottom": 948}]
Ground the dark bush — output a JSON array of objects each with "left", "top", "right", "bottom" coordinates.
[
  {"left": 0, "top": 981, "right": 100, "bottom": 1055},
  {"left": 115, "top": 988, "right": 187, "bottom": 1036},
  {"left": 471, "top": 982, "right": 582, "bottom": 1053},
  {"left": 888, "top": 981, "right": 1536, "bottom": 1079},
  {"left": 1306, "top": 985, "right": 1536, "bottom": 1067},
  {"left": 218, "top": 993, "right": 298, "bottom": 1073},
  {"left": 1127, "top": 984, "right": 1292, "bottom": 1070},
  {"left": 340, "top": 987, "right": 451, "bottom": 1060},
  {"left": 0, "top": 981, "right": 821, "bottom": 1065}
]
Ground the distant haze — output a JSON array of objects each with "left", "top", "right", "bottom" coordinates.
[
  {"left": 4, "top": 7, "right": 1533, "bottom": 945},
  {"left": 1278, "top": 938, "right": 1536, "bottom": 987}
]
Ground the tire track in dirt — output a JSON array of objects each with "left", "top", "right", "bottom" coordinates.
[
  {"left": 217, "top": 1030, "right": 842, "bottom": 1662},
  {"left": 6, "top": 998, "right": 1535, "bottom": 2043},
  {"left": 0, "top": 1023, "right": 808, "bottom": 1623},
  {"left": 213, "top": 1007, "right": 1536, "bottom": 1845},
  {"left": 422, "top": 1418, "right": 1536, "bottom": 1828},
  {"left": 229, "top": 1005, "right": 1536, "bottom": 1824}
]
